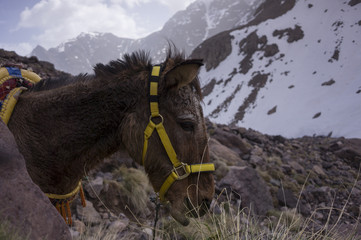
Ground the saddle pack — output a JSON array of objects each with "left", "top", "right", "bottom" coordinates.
[{"left": 0, "top": 66, "right": 41, "bottom": 124}]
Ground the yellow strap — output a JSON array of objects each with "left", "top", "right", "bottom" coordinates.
[
  {"left": 150, "top": 102, "right": 159, "bottom": 117},
  {"left": 159, "top": 171, "right": 179, "bottom": 201},
  {"left": 0, "top": 88, "right": 23, "bottom": 125},
  {"left": 151, "top": 65, "right": 161, "bottom": 76},
  {"left": 190, "top": 163, "right": 215, "bottom": 173},
  {"left": 155, "top": 122, "right": 182, "bottom": 168},
  {"left": 158, "top": 163, "right": 215, "bottom": 202},
  {"left": 142, "top": 118, "right": 182, "bottom": 168},
  {"left": 142, "top": 121, "right": 156, "bottom": 165},
  {"left": 150, "top": 66, "right": 161, "bottom": 117},
  {"left": 45, "top": 180, "right": 82, "bottom": 200}
]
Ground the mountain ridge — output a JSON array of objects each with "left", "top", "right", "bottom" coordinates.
[{"left": 31, "top": 0, "right": 262, "bottom": 75}]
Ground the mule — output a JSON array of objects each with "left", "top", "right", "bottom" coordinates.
[{"left": 7, "top": 50, "right": 215, "bottom": 226}]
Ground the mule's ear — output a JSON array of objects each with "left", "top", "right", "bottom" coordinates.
[{"left": 165, "top": 59, "right": 203, "bottom": 89}]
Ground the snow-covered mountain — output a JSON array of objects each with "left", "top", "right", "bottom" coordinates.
[
  {"left": 32, "top": 33, "right": 134, "bottom": 75},
  {"left": 192, "top": 0, "right": 361, "bottom": 138},
  {"left": 31, "top": 0, "right": 262, "bottom": 75}
]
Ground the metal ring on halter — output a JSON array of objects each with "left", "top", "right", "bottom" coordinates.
[{"left": 149, "top": 114, "right": 164, "bottom": 125}]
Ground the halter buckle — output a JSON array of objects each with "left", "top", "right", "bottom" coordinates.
[{"left": 173, "top": 163, "right": 190, "bottom": 180}]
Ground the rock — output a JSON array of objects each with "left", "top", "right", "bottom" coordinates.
[
  {"left": 251, "top": 145, "right": 263, "bottom": 156},
  {"left": 209, "top": 138, "right": 246, "bottom": 166},
  {"left": 211, "top": 157, "right": 230, "bottom": 180},
  {"left": 103, "top": 172, "right": 113, "bottom": 180},
  {"left": 249, "top": 154, "right": 264, "bottom": 166},
  {"left": 281, "top": 164, "right": 292, "bottom": 175},
  {"left": 218, "top": 166, "right": 273, "bottom": 216},
  {"left": 143, "top": 227, "right": 153, "bottom": 237},
  {"left": 0, "top": 49, "right": 69, "bottom": 79},
  {"left": 84, "top": 176, "right": 104, "bottom": 198},
  {"left": 107, "top": 219, "right": 129, "bottom": 234},
  {"left": 312, "top": 165, "right": 326, "bottom": 176},
  {"left": 69, "top": 229, "right": 80, "bottom": 238},
  {"left": 270, "top": 178, "right": 281, "bottom": 187},
  {"left": 212, "top": 128, "right": 252, "bottom": 155},
  {"left": 334, "top": 139, "right": 361, "bottom": 169},
  {"left": 277, "top": 188, "right": 298, "bottom": 208},
  {"left": 303, "top": 186, "right": 335, "bottom": 204},
  {"left": 241, "top": 128, "right": 268, "bottom": 144},
  {"left": 72, "top": 220, "right": 86, "bottom": 234},
  {"left": 0, "top": 121, "right": 71, "bottom": 240},
  {"left": 76, "top": 200, "right": 102, "bottom": 224},
  {"left": 288, "top": 160, "right": 305, "bottom": 173}
]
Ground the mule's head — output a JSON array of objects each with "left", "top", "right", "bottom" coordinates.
[{"left": 121, "top": 55, "right": 215, "bottom": 225}]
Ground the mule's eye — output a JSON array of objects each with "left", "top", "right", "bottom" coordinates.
[{"left": 179, "top": 121, "right": 195, "bottom": 132}]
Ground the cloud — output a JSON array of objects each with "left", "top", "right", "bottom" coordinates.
[
  {"left": 16, "top": 0, "right": 196, "bottom": 49},
  {"left": 0, "top": 42, "right": 33, "bottom": 56},
  {"left": 156, "top": 0, "right": 196, "bottom": 13},
  {"left": 17, "top": 0, "right": 140, "bottom": 48}
]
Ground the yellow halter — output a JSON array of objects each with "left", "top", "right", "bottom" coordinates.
[{"left": 142, "top": 65, "right": 215, "bottom": 202}]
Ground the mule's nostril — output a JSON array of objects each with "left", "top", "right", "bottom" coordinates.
[{"left": 203, "top": 198, "right": 211, "bottom": 209}]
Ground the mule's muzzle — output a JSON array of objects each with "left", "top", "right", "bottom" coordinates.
[{"left": 185, "top": 197, "right": 211, "bottom": 218}]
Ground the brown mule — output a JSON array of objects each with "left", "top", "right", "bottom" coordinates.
[{"left": 8, "top": 50, "right": 215, "bottom": 225}]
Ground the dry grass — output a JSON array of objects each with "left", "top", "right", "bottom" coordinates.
[
  {"left": 73, "top": 166, "right": 361, "bottom": 240},
  {"left": 153, "top": 191, "right": 360, "bottom": 240},
  {"left": 70, "top": 189, "right": 360, "bottom": 240},
  {"left": 111, "top": 166, "right": 153, "bottom": 212}
]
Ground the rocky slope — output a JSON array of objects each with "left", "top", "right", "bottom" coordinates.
[
  {"left": 192, "top": 0, "right": 361, "bottom": 138},
  {"left": 30, "top": 0, "right": 263, "bottom": 75},
  {"left": 0, "top": 48, "right": 70, "bottom": 79},
  {"left": 1, "top": 49, "right": 361, "bottom": 238}
]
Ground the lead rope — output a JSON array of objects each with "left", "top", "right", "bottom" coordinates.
[{"left": 150, "top": 196, "right": 161, "bottom": 240}]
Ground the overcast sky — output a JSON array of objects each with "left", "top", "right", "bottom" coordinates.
[{"left": 0, "top": 0, "right": 196, "bottom": 56}]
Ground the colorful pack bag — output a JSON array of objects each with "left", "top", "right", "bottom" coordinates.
[{"left": 0, "top": 66, "right": 41, "bottom": 124}]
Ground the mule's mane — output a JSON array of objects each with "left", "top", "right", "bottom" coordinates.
[
  {"left": 93, "top": 50, "right": 152, "bottom": 77},
  {"left": 29, "top": 74, "right": 90, "bottom": 92},
  {"left": 28, "top": 49, "right": 202, "bottom": 98}
]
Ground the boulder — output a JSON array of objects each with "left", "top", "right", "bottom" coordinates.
[
  {"left": 209, "top": 138, "right": 246, "bottom": 166},
  {"left": 333, "top": 139, "right": 361, "bottom": 169},
  {"left": 218, "top": 166, "right": 273, "bottom": 216},
  {"left": 277, "top": 188, "right": 298, "bottom": 208},
  {"left": 0, "top": 121, "right": 70, "bottom": 239},
  {"left": 84, "top": 176, "right": 104, "bottom": 199},
  {"left": 76, "top": 200, "right": 102, "bottom": 224},
  {"left": 212, "top": 128, "right": 252, "bottom": 155}
]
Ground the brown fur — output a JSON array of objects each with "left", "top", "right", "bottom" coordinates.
[{"left": 8, "top": 49, "right": 214, "bottom": 225}]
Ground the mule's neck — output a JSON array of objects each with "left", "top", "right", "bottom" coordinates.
[{"left": 10, "top": 75, "right": 143, "bottom": 194}]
